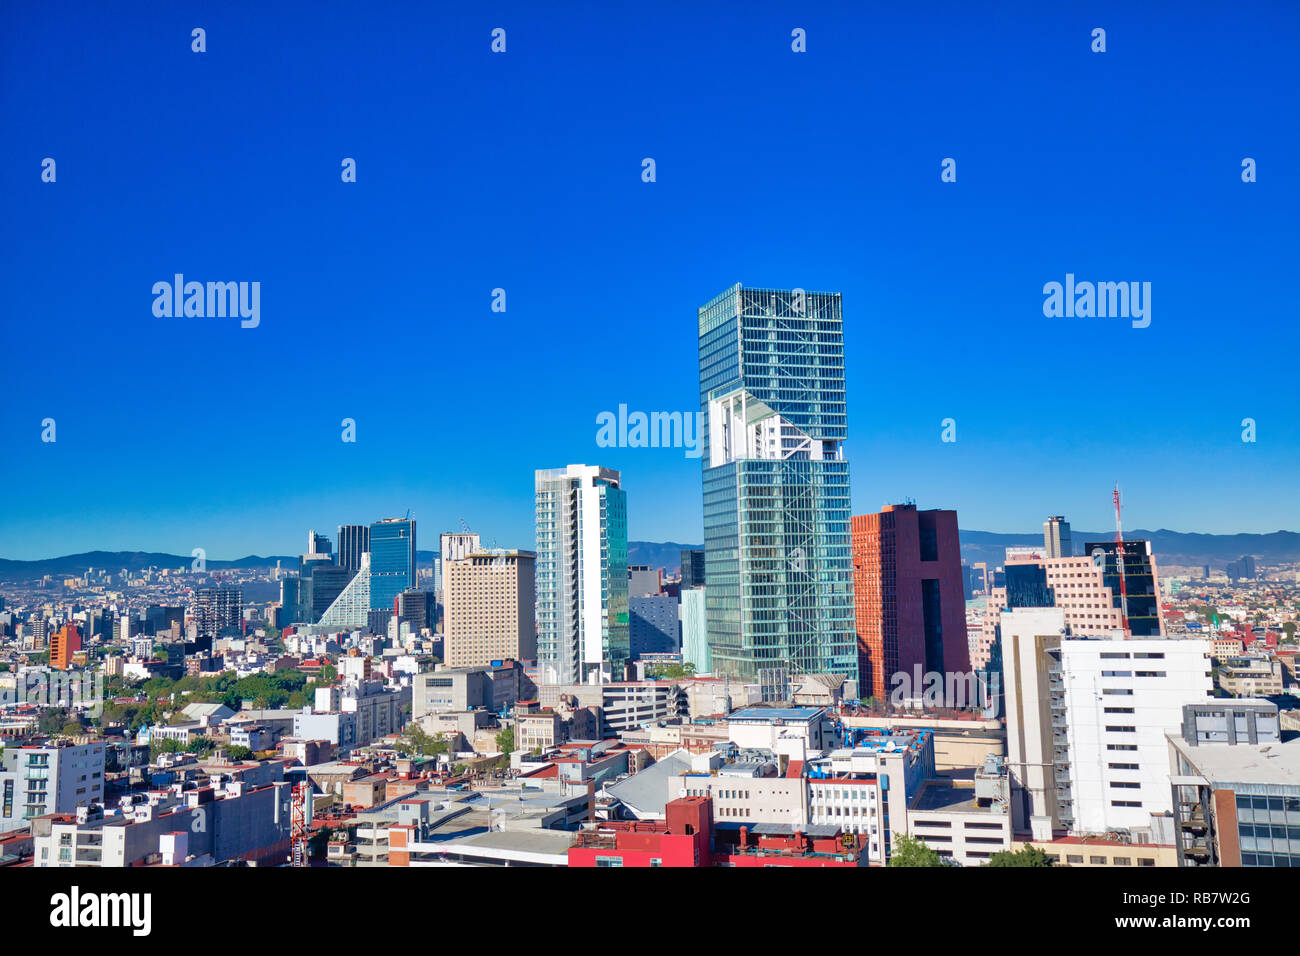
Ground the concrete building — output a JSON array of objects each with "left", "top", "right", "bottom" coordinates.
[
  {"left": 0, "top": 739, "right": 105, "bottom": 834},
  {"left": 1001, "top": 607, "right": 1212, "bottom": 840},
  {"left": 1168, "top": 709, "right": 1300, "bottom": 867},
  {"left": 412, "top": 660, "right": 525, "bottom": 717},
  {"left": 534, "top": 464, "right": 629, "bottom": 685},
  {"left": 31, "top": 779, "right": 292, "bottom": 867},
  {"left": 537, "top": 681, "right": 685, "bottom": 735},
  {"left": 906, "top": 755, "right": 1013, "bottom": 866},
  {"left": 1217, "top": 656, "right": 1284, "bottom": 697},
  {"left": 670, "top": 746, "right": 808, "bottom": 829},
  {"left": 629, "top": 595, "right": 679, "bottom": 660},
  {"left": 726, "top": 706, "right": 839, "bottom": 754},
  {"left": 1043, "top": 515, "right": 1073, "bottom": 559},
  {"left": 444, "top": 551, "right": 536, "bottom": 668}
]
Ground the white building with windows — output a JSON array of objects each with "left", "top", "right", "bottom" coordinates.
[{"left": 1002, "top": 607, "right": 1211, "bottom": 840}]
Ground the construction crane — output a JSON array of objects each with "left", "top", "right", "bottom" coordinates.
[
  {"left": 290, "top": 781, "right": 310, "bottom": 866},
  {"left": 1113, "top": 484, "right": 1130, "bottom": 637}
]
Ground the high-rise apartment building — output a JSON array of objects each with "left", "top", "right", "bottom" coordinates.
[
  {"left": 444, "top": 550, "right": 537, "bottom": 668},
  {"left": 851, "top": 504, "right": 970, "bottom": 703},
  {"left": 698, "top": 284, "right": 855, "bottom": 684},
  {"left": 1001, "top": 607, "right": 1212, "bottom": 841},
  {"left": 369, "top": 517, "right": 416, "bottom": 613},
  {"left": 535, "top": 464, "right": 628, "bottom": 685},
  {"left": 1043, "top": 516, "right": 1072, "bottom": 559},
  {"left": 337, "top": 524, "right": 370, "bottom": 574},
  {"left": 194, "top": 585, "right": 242, "bottom": 642},
  {"left": 49, "top": 622, "right": 82, "bottom": 671}
]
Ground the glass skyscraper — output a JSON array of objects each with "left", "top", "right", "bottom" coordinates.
[
  {"left": 369, "top": 517, "right": 416, "bottom": 613},
  {"left": 698, "top": 284, "right": 856, "bottom": 685},
  {"left": 535, "top": 464, "right": 629, "bottom": 685}
]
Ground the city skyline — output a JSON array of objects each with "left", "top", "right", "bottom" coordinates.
[{"left": 4, "top": 3, "right": 1298, "bottom": 561}]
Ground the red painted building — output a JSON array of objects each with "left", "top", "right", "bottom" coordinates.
[
  {"left": 851, "top": 505, "right": 970, "bottom": 702},
  {"left": 568, "top": 797, "right": 861, "bottom": 868}
]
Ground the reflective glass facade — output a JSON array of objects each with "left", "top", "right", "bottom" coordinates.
[
  {"left": 698, "top": 285, "right": 856, "bottom": 684},
  {"left": 369, "top": 518, "right": 416, "bottom": 612}
]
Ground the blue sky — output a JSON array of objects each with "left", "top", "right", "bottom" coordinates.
[{"left": 2, "top": 1, "right": 1297, "bottom": 560}]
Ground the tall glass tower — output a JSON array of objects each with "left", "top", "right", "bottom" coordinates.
[
  {"left": 369, "top": 517, "right": 416, "bottom": 613},
  {"left": 535, "top": 464, "right": 629, "bottom": 685},
  {"left": 698, "top": 284, "right": 856, "bottom": 686}
]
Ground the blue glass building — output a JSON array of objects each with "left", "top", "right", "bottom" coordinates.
[
  {"left": 369, "top": 517, "right": 416, "bottom": 613},
  {"left": 698, "top": 284, "right": 856, "bottom": 685}
]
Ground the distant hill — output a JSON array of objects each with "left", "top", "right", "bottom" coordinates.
[
  {"left": 2, "top": 529, "right": 1295, "bottom": 584},
  {"left": 0, "top": 551, "right": 296, "bottom": 581},
  {"left": 629, "top": 541, "right": 702, "bottom": 575},
  {"left": 959, "top": 529, "right": 1300, "bottom": 570}
]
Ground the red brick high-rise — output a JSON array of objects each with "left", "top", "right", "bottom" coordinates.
[{"left": 851, "top": 505, "right": 970, "bottom": 703}]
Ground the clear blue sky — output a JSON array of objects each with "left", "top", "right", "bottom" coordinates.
[{"left": 2, "top": 1, "right": 1297, "bottom": 560}]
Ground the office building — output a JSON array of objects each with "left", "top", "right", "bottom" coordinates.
[
  {"left": 851, "top": 504, "right": 970, "bottom": 703},
  {"left": 1082, "top": 538, "right": 1164, "bottom": 637},
  {"left": 1168, "top": 700, "right": 1300, "bottom": 867},
  {"left": 630, "top": 595, "right": 680, "bottom": 659},
  {"left": 49, "top": 622, "right": 82, "bottom": 671},
  {"left": 194, "top": 585, "right": 242, "bottom": 643},
  {"left": 1043, "top": 516, "right": 1072, "bottom": 559},
  {"left": 444, "top": 550, "right": 537, "bottom": 668},
  {"left": 318, "top": 553, "right": 373, "bottom": 629},
  {"left": 681, "top": 587, "right": 710, "bottom": 674},
  {"left": 629, "top": 565, "right": 662, "bottom": 598},
  {"left": 698, "top": 284, "right": 855, "bottom": 684},
  {"left": 308, "top": 530, "right": 332, "bottom": 557},
  {"left": 439, "top": 531, "right": 481, "bottom": 593},
  {"left": 1001, "top": 607, "right": 1212, "bottom": 841},
  {"left": 681, "top": 549, "right": 705, "bottom": 589},
  {"left": 369, "top": 517, "right": 416, "bottom": 613},
  {"left": 304, "top": 565, "right": 356, "bottom": 624},
  {"left": 397, "top": 589, "right": 436, "bottom": 634},
  {"left": 534, "top": 464, "right": 629, "bottom": 685},
  {"left": 337, "top": 524, "right": 370, "bottom": 575}
]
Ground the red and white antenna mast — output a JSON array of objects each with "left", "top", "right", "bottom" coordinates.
[{"left": 1113, "top": 484, "right": 1130, "bottom": 637}]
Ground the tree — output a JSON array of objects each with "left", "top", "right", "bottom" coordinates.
[
  {"left": 985, "top": 845, "right": 1054, "bottom": 867},
  {"left": 495, "top": 726, "right": 516, "bottom": 754},
  {"left": 225, "top": 746, "right": 254, "bottom": 762},
  {"left": 648, "top": 662, "right": 696, "bottom": 680},
  {"left": 404, "top": 726, "right": 447, "bottom": 758},
  {"left": 887, "top": 834, "right": 948, "bottom": 867}
]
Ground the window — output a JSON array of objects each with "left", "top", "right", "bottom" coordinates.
[
  {"left": 650, "top": 858, "right": 662, "bottom": 867},
  {"left": 1090, "top": 855, "right": 1106, "bottom": 865},
  {"left": 595, "top": 856, "right": 623, "bottom": 867}
]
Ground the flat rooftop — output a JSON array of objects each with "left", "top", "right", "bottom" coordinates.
[
  {"left": 1170, "top": 734, "right": 1300, "bottom": 788},
  {"left": 729, "top": 707, "right": 823, "bottom": 722}
]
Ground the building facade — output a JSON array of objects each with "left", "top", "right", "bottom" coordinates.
[
  {"left": 698, "top": 284, "right": 855, "bottom": 684},
  {"left": 851, "top": 504, "right": 970, "bottom": 703},
  {"left": 444, "top": 550, "right": 537, "bottom": 667},
  {"left": 535, "top": 464, "right": 629, "bottom": 685}
]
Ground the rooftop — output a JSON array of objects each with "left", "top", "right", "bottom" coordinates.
[{"left": 1170, "top": 734, "right": 1300, "bottom": 788}]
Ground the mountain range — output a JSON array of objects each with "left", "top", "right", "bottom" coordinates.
[{"left": 0, "top": 530, "right": 1295, "bottom": 583}]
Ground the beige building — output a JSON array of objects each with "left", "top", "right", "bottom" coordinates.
[
  {"left": 444, "top": 551, "right": 536, "bottom": 668},
  {"left": 975, "top": 554, "right": 1133, "bottom": 669},
  {"left": 1217, "top": 657, "right": 1284, "bottom": 697}
]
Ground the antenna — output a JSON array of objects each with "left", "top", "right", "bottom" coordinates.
[{"left": 1113, "top": 484, "right": 1130, "bottom": 637}]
